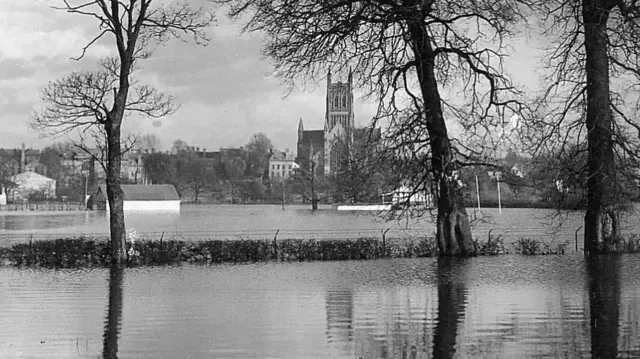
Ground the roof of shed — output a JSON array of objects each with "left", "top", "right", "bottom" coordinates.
[{"left": 98, "top": 184, "right": 180, "bottom": 201}]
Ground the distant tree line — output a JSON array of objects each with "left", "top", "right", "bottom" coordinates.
[{"left": 142, "top": 133, "right": 274, "bottom": 203}]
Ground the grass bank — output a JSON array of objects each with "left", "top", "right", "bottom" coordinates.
[{"left": 1, "top": 232, "right": 618, "bottom": 268}]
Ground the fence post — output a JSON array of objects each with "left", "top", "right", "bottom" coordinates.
[
  {"left": 381, "top": 228, "right": 390, "bottom": 257},
  {"left": 273, "top": 229, "right": 279, "bottom": 261},
  {"left": 575, "top": 226, "right": 582, "bottom": 252}
]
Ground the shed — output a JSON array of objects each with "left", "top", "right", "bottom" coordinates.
[{"left": 94, "top": 184, "right": 181, "bottom": 211}]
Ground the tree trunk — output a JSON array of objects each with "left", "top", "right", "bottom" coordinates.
[
  {"left": 406, "top": 10, "right": 476, "bottom": 256},
  {"left": 106, "top": 118, "right": 127, "bottom": 265},
  {"left": 582, "top": 0, "right": 620, "bottom": 254}
]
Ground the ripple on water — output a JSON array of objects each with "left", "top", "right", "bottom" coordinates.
[{"left": 2, "top": 254, "right": 640, "bottom": 358}]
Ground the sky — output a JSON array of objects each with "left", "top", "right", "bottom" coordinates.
[{"left": 0, "top": 1, "right": 545, "bottom": 153}]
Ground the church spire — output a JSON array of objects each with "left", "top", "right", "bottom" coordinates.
[
  {"left": 327, "top": 68, "right": 332, "bottom": 85},
  {"left": 348, "top": 67, "right": 352, "bottom": 85}
]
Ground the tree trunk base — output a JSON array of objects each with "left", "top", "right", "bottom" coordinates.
[
  {"left": 584, "top": 207, "right": 620, "bottom": 254},
  {"left": 437, "top": 207, "right": 476, "bottom": 257}
]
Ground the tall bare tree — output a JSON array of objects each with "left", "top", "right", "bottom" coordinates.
[
  {"left": 31, "top": 1, "right": 214, "bottom": 265},
  {"left": 220, "top": 0, "right": 531, "bottom": 256},
  {"left": 527, "top": 0, "right": 640, "bottom": 254}
]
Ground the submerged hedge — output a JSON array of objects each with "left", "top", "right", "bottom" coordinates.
[{"left": 0, "top": 233, "right": 590, "bottom": 268}]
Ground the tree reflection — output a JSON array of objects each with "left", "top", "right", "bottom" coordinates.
[
  {"left": 432, "top": 257, "right": 469, "bottom": 359},
  {"left": 587, "top": 254, "right": 621, "bottom": 359},
  {"left": 325, "top": 288, "right": 354, "bottom": 354},
  {"left": 103, "top": 265, "right": 124, "bottom": 359}
]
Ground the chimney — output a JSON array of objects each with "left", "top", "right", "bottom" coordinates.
[{"left": 20, "top": 143, "right": 25, "bottom": 173}]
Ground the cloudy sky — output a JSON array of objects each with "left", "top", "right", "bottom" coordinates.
[{"left": 0, "top": 1, "right": 545, "bottom": 153}]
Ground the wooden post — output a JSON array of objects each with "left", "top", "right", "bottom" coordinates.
[
  {"left": 273, "top": 229, "right": 279, "bottom": 261},
  {"left": 475, "top": 174, "right": 481, "bottom": 211}
]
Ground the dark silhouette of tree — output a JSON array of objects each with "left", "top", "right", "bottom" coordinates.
[
  {"left": 135, "top": 134, "right": 161, "bottom": 153},
  {"left": 171, "top": 139, "right": 191, "bottom": 154},
  {"left": 329, "top": 129, "right": 386, "bottom": 204},
  {"left": 432, "top": 257, "right": 469, "bottom": 358},
  {"left": 587, "top": 255, "right": 621, "bottom": 358},
  {"left": 102, "top": 265, "right": 124, "bottom": 359},
  {"left": 178, "top": 157, "right": 217, "bottom": 203},
  {"left": 220, "top": 0, "right": 532, "bottom": 256},
  {"left": 30, "top": 1, "right": 214, "bottom": 265},
  {"left": 245, "top": 133, "right": 274, "bottom": 178},
  {"left": 143, "top": 152, "right": 178, "bottom": 186},
  {"left": 224, "top": 157, "right": 247, "bottom": 202},
  {"left": 528, "top": 0, "right": 640, "bottom": 254}
]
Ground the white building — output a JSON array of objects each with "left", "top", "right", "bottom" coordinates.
[
  {"left": 269, "top": 149, "right": 298, "bottom": 179},
  {"left": 8, "top": 171, "right": 56, "bottom": 201},
  {"left": 94, "top": 184, "right": 181, "bottom": 211}
]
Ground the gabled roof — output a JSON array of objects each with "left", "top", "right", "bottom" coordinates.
[
  {"left": 10, "top": 171, "right": 55, "bottom": 183},
  {"left": 269, "top": 151, "right": 295, "bottom": 162},
  {"left": 270, "top": 151, "right": 286, "bottom": 161},
  {"left": 98, "top": 184, "right": 180, "bottom": 201}
]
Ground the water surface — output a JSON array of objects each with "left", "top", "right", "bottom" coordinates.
[
  {"left": 2, "top": 254, "right": 639, "bottom": 358},
  {"left": 2, "top": 204, "right": 639, "bottom": 246}
]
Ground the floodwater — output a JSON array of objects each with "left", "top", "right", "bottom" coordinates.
[
  {"left": 2, "top": 204, "right": 639, "bottom": 246},
  {"left": 1, "top": 254, "right": 639, "bottom": 358}
]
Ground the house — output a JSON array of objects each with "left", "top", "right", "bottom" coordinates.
[
  {"left": 121, "top": 151, "right": 148, "bottom": 184},
  {"left": 93, "top": 184, "right": 181, "bottom": 211},
  {"left": 269, "top": 149, "right": 298, "bottom": 179},
  {"left": 381, "top": 185, "right": 434, "bottom": 207},
  {"left": 8, "top": 171, "right": 56, "bottom": 202}
]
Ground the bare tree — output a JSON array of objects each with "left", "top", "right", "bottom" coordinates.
[
  {"left": 527, "top": 0, "right": 640, "bottom": 254},
  {"left": 31, "top": 1, "right": 214, "bottom": 265},
  {"left": 220, "top": 0, "right": 532, "bottom": 256},
  {"left": 136, "top": 133, "right": 162, "bottom": 153}
]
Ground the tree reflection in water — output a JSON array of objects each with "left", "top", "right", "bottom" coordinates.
[
  {"left": 103, "top": 265, "right": 124, "bottom": 359},
  {"left": 587, "top": 254, "right": 621, "bottom": 359},
  {"left": 432, "top": 257, "right": 469, "bottom": 359},
  {"left": 325, "top": 288, "right": 355, "bottom": 354}
]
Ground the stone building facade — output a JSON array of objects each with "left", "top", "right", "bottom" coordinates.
[{"left": 296, "top": 70, "right": 356, "bottom": 176}]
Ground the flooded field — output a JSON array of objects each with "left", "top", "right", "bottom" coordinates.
[{"left": 2, "top": 254, "right": 639, "bottom": 358}]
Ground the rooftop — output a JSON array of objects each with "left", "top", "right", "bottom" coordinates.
[{"left": 99, "top": 184, "right": 180, "bottom": 201}]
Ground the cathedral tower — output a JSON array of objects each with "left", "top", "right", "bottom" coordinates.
[{"left": 324, "top": 68, "right": 355, "bottom": 175}]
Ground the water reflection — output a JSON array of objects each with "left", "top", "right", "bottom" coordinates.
[
  {"left": 587, "top": 255, "right": 621, "bottom": 359},
  {"left": 432, "top": 257, "right": 469, "bottom": 359},
  {"left": 103, "top": 266, "right": 124, "bottom": 359},
  {"left": 2, "top": 256, "right": 640, "bottom": 358},
  {"left": 325, "top": 288, "right": 355, "bottom": 354}
]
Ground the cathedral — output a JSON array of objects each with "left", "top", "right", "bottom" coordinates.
[{"left": 296, "top": 70, "right": 357, "bottom": 176}]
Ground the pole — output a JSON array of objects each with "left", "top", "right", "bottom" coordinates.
[
  {"left": 282, "top": 181, "right": 285, "bottom": 210},
  {"left": 496, "top": 172, "right": 502, "bottom": 214},
  {"left": 475, "top": 174, "right": 481, "bottom": 211}
]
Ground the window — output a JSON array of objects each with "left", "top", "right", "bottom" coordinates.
[
  {"left": 271, "top": 171, "right": 275, "bottom": 177},
  {"left": 289, "top": 171, "right": 292, "bottom": 176},
  {"left": 277, "top": 164, "right": 280, "bottom": 169},
  {"left": 272, "top": 164, "right": 275, "bottom": 169},
  {"left": 288, "top": 165, "right": 292, "bottom": 169}
]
